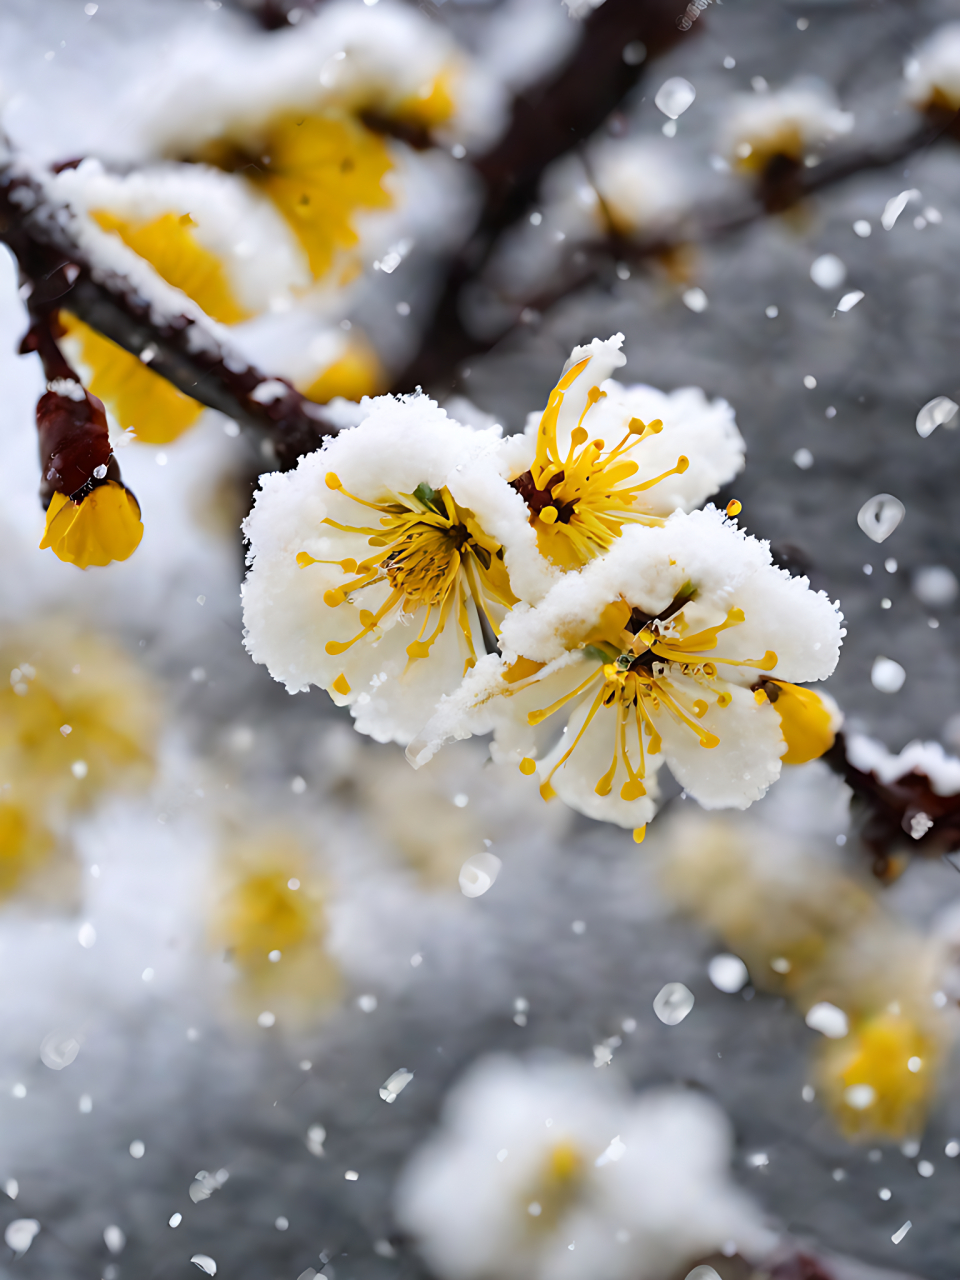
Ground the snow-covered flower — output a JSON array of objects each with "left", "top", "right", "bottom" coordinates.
[
  {"left": 588, "top": 138, "right": 694, "bottom": 239},
  {"left": 720, "top": 81, "right": 854, "bottom": 173},
  {"left": 48, "top": 160, "right": 385, "bottom": 445},
  {"left": 212, "top": 827, "right": 341, "bottom": 1020},
  {"left": 242, "top": 394, "right": 544, "bottom": 745},
  {"left": 502, "top": 335, "right": 745, "bottom": 573},
  {"left": 817, "top": 1007, "right": 943, "bottom": 1141},
  {"left": 0, "top": 621, "right": 158, "bottom": 808},
  {"left": 410, "top": 509, "right": 842, "bottom": 835},
  {"left": 661, "top": 802, "right": 953, "bottom": 1141},
  {"left": 482, "top": 145, "right": 693, "bottom": 309},
  {"left": 395, "top": 1054, "right": 775, "bottom": 1280},
  {"left": 0, "top": 621, "right": 158, "bottom": 899},
  {"left": 905, "top": 24, "right": 960, "bottom": 111}
]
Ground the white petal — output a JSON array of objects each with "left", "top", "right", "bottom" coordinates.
[
  {"left": 537, "top": 692, "right": 661, "bottom": 829},
  {"left": 242, "top": 395, "right": 516, "bottom": 742},
  {"left": 545, "top": 334, "right": 626, "bottom": 455},
  {"left": 655, "top": 677, "right": 783, "bottom": 809},
  {"left": 713, "top": 565, "right": 842, "bottom": 684},
  {"left": 407, "top": 650, "right": 590, "bottom": 768},
  {"left": 591, "top": 382, "right": 746, "bottom": 515}
]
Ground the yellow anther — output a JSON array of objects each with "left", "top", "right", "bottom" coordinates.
[
  {"left": 539, "top": 506, "right": 558, "bottom": 525},
  {"left": 620, "top": 779, "right": 646, "bottom": 801},
  {"left": 358, "top": 609, "right": 376, "bottom": 628},
  {"left": 332, "top": 673, "right": 351, "bottom": 695},
  {"left": 570, "top": 426, "right": 589, "bottom": 447},
  {"left": 407, "top": 640, "right": 432, "bottom": 659},
  {"left": 676, "top": 455, "right": 689, "bottom": 473},
  {"left": 716, "top": 691, "right": 732, "bottom": 708},
  {"left": 693, "top": 699, "right": 708, "bottom": 717},
  {"left": 700, "top": 731, "right": 721, "bottom": 748},
  {"left": 325, "top": 472, "right": 343, "bottom": 490},
  {"left": 633, "top": 826, "right": 646, "bottom": 844},
  {"left": 340, "top": 558, "right": 357, "bottom": 573},
  {"left": 325, "top": 639, "right": 351, "bottom": 655},
  {"left": 585, "top": 385, "right": 606, "bottom": 407},
  {"left": 323, "top": 589, "right": 345, "bottom": 607},
  {"left": 540, "top": 780, "right": 557, "bottom": 801},
  {"left": 297, "top": 551, "right": 316, "bottom": 568},
  {"left": 519, "top": 757, "right": 537, "bottom": 775},
  {"left": 726, "top": 499, "right": 742, "bottom": 518},
  {"left": 754, "top": 688, "right": 768, "bottom": 705},
  {"left": 549, "top": 1142, "right": 582, "bottom": 1181}
]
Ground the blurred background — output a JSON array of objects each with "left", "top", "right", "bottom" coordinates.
[{"left": 2, "top": 1, "right": 960, "bottom": 1278}]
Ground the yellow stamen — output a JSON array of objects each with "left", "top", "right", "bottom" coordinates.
[
  {"left": 515, "top": 598, "right": 781, "bottom": 806},
  {"left": 633, "top": 826, "right": 646, "bottom": 844},
  {"left": 313, "top": 483, "right": 515, "bottom": 675},
  {"left": 332, "top": 673, "right": 351, "bottom": 696},
  {"left": 519, "top": 757, "right": 537, "bottom": 775},
  {"left": 515, "top": 360, "right": 688, "bottom": 569},
  {"left": 726, "top": 499, "right": 742, "bottom": 518}
]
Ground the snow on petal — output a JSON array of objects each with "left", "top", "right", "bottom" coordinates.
[{"left": 242, "top": 393, "right": 528, "bottom": 745}]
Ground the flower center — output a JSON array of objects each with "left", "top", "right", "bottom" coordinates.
[
  {"left": 510, "top": 357, "right": 689, "bottom": 569},
  {"left": 299, "top": 478, "right": 515, "bottom": 670},
  {"left": 522, "top": 1141, "right": 584, "bottom": 1232},
  {"left": 513, "top": 596, "right": 777, "bottom": 834}
]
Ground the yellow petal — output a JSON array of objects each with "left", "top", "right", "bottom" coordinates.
[
  {"left": 91, "top": 210, "right": 249, "bottom": 325},
  {"left": 0, "top": 802, "right": 55, "bottom": 897},
  {"left": 820, "top": 1011, "right": 938, "bottom": 1140},
  {"left": 301, "top": 340, "right": 386, "bottom": 404},
  {"left": 769, "top": 681, "right": 837, "bottom": 764},
  {"left": 40, "top": 481, "right": 143, "bottom": 569},
  {"left": 60, "top": 313, "right": 203, "bottom": 445},
  {"left": 394, "top": 68, "right": 457, "bottom": 129},
  {"left": 200, "top": 112, "right": 393, "bottom": 281}
]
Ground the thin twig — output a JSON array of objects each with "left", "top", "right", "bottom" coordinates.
[{"left": 394, "top": 0, "right": 695, "bottom": 392}]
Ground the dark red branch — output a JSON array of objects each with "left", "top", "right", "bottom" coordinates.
[
  {"left": 394, "top": 0, "right": 693, "bottom": 394},
  {"left": 824, "top": 733, "right": 960, "bottom": 882}
]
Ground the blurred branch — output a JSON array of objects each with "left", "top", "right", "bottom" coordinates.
[
  {"left": 224, "top": 0, "right": 324, "bottom": 30},
  {"left": 824, "top": 733, "right": 960, "bottom": 882},
  {"left": 0, "top": 165, "right": 337, "bottom": 471},
  {"left": 395, "top": 0, "right": 694, "bottom": 392},
  {"left": 398, "top": 105, "right": 957, "bottom": 394}
]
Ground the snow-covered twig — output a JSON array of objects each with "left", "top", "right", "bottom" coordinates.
[{"left": 0, "top": 163, "right": 337, "bottom": 471}]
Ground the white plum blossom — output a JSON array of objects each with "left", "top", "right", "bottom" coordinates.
[
  {"left": 586, "top": 381, "right": 745, "bottom": 518},
  {"left": 409, "top": 508, "right": 843, "bottom": 835},
  {"left": 241, "top": 393, "right": 548, "bottom": 746},
  {"left": 720, "top": 80, "right": 854, "bottom": 171},
  {"left": 395, "top": 1054, "right": 776, "bottom": 1280},
  {"left": 905, "top": 24, "right": 960, "bottom": 110},
  {"left": 501, "top": 335, "right": 744, "bottom": 573},
  {"left": 588, "top": 137, "right": 695, "bottom": 238}
]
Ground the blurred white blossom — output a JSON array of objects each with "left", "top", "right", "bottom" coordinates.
[{"left": 396, "top": 1054, "right": 776, "bottom": 1280}]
